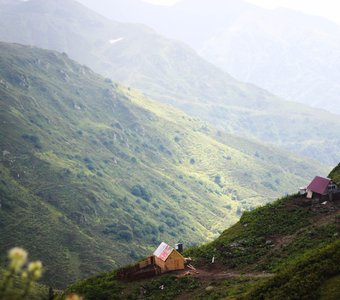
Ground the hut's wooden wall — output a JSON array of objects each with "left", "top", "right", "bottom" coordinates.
[{"left": 154, "top": 250, "right": 185, "bottom": 272}]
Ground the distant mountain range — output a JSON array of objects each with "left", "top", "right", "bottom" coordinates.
[
  {"left": 77, "top": 0, "right": 340, "bottom": 115},
  {"left": 0, "top": 0, "right": 339, "bottom": 165}
]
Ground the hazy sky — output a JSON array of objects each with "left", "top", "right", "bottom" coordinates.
[
  {"left": 143, "top": 0, "right": 340, "bottom": 24},
  {"left": 143, "top": 0, "right": 179, "bottom": 5}
]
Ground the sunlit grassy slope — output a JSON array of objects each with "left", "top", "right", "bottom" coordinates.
[
  {"left": 0, "top": 42, "right": 326, "bottom": 287},
  {"left": 0, "top": 0, "right": 339, "bottom": 164}
]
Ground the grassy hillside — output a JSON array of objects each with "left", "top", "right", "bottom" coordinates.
[
  {"left": 0, "top": 0, "right": 339, "bottom": 164},
  {"left": 185, "top": 165, "right": 340, "bottom": 299},
  {"left": 329, "top": 163, "right": 340, "bottom": 183},
  {"left": 0, "top": 42, "right": 326, "bottom": 288},
  {"left": 244, "top": 240, "right": 340, "bottom": 300},
  {"left": 188, "top": 191, "right": 339, "bottom": 273},
  {"left": 62, "top": 181, "right": 340, "bottom": 299}
]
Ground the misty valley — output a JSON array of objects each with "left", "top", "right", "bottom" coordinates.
[{"left": 0, "top": 0, "right": 339, "bottom": 299}]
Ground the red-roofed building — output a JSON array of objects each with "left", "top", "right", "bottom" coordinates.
[
  {"left": 153, "top": 242, "right": 185, "bottom": 273},
  {"left": 117, "top": 242, "right": 186, "bottom": 280},
  {"left": 306, "top": 176, "right": 337, "bottom": 199}
]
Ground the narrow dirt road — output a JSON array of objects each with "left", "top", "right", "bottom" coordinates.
[
  {"left": 177, "top": 268, "right": 273, "bottom": 281},
  {"left": 174, "top": 267, "right": 274, "bottom": 300}
]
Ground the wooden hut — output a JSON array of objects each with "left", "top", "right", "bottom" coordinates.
[
  {"left": 153, "top": 242, "right": 185, "bottom": 273},
  {"left": 306, "top": 176, "right": 338, "bottom": 200}
]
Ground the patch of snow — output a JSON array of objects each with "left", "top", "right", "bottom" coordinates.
[{"left": 109, "top": 37, "right": 124, "bottom": 45}]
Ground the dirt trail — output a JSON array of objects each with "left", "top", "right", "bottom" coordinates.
[
  {"left": 180, "top": 268, "right": 273, "bottom": 281},
  {"left": 174, "top": 268, "right": 273, "bottom": 300},
  {"left": 175, "top": 264, "right": 274, "bottom": 281}
]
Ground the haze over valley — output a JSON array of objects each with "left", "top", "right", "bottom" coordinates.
[{"left": 0, "top": 0, "right": 339, "bottom": 299}]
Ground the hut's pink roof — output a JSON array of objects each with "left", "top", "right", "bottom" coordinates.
[
  {"left": 307, "top": 176, "right": 331, "bottom": 195},
  {"left": 153, "top": 242, "right": 174, "bottom": 262}
]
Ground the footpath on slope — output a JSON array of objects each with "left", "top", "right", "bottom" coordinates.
[{"left": 172, "top": 265, "right": 274, "bottom": 300}]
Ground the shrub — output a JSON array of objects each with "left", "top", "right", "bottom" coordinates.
[
  {"left": 130, "top": 185, "right": 152, "bottom": 201},
  {"left": 21, "top": 134, "right": 42, "bottom": 149},
  {"left": 158, "top": 225, "right": 165, "bottom": 233},
  {"left": 214, "top": 175, "right": 222, "bottom": 184},
  {"left": 118, "top": 230, "right": 133, "bottom": 241},
  {"left": 83, "top": 157, "right": 92, "bottom": 163},
  {"left": 87, "top": 164, "right": 95, "bottom": 171},
  {"left": 236, "top": 207, "right": 242, "bottom": 216}
]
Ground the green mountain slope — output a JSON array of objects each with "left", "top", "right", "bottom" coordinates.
[
  {"left": 0, "top": 0, "right": 339, "bottom": 164},
  {"left": 244, "top": 240, "right": 340, "bottom": 300},
  {"left": 0, "top": 42, "right": 326, "bottom": 288},
  {"left": 329, "top": 163, "right": 340, "bottom": 183},
  {"left": 189, "top": 194, "right": 339, "bottom": 272},
  {"left": 63, "top": 165, "right": 340, "bottom": 299},
  {"left": 189, "top": 162, "right": 339, "bottom": 263}
]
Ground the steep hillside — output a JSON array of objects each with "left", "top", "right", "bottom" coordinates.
[
  {"left": 0, "top": 0, "right": 339, "bottom": 164},
  {"left": 62, "top": 170, "right": 340, "bottom": 299},
  {"left": 244, "top": 240, "right": 340, "bottom": 300},
  {"left": 329, "top": 163, "right": 340, "bottom": 183},
  {"left": 0, "top": 42, "right": 325, "bottom": 288},
  {"left": 189, "top": 194, "right": 339, "bottom": 273}
]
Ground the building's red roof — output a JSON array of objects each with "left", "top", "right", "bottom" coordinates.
[
  {"left": 153, "top": 242, "right": 174, "bottom": 262},
  {"left": 307, "top": 176, "right": 331, "bottom": 195}
]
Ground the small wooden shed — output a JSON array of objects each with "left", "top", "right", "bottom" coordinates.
[{"left": 153, "top": 242, "right": 185, "bottom": 273}]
